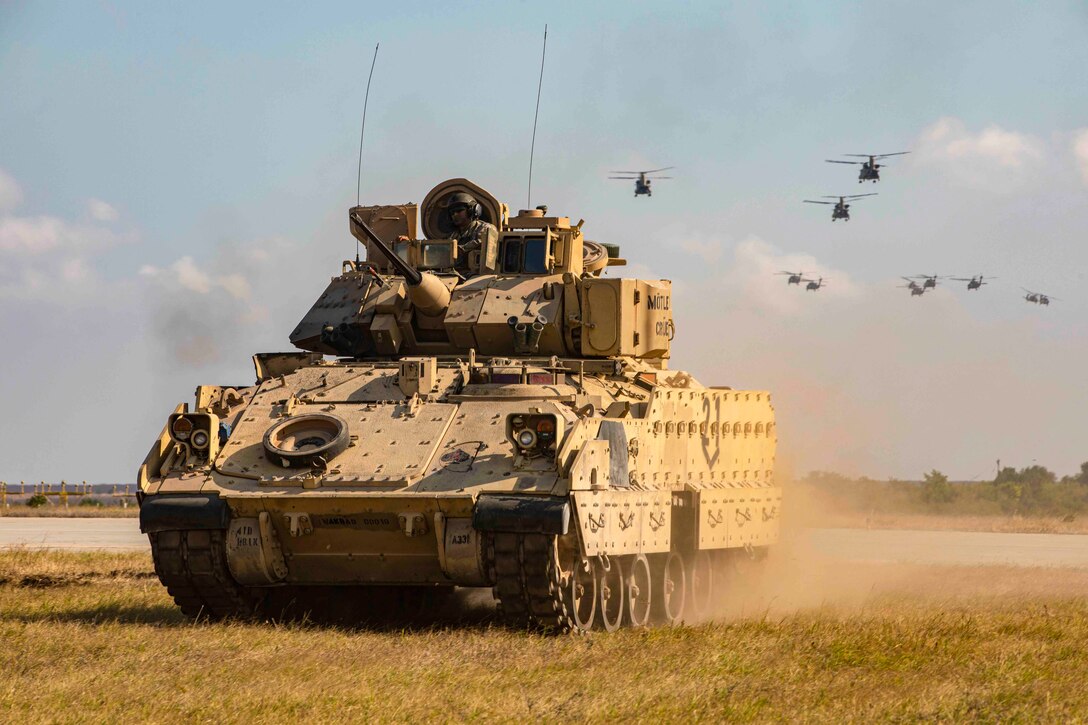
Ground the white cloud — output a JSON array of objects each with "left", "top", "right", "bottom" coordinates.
[
  {"left": 0, "top": 216, "right": 67, "bottom": 253},
  {"left": 919, "top": 117, "right": 1043, "bottom": 168},
  {"left": 1072, "top": 129, "right": 1088, "bottom": 186},
  {"left": 87, "top": 199, "right": 119, "bottom": 222},
  {"left": 721, "top": 236, "right": 859, "bottom": 316},
  {"left": 217, "top": 273, "right": 251, "bottom": 300},
  {"left": 0, "top": 169, "right": 23, "bottom": 213},
  {"left": 140, "top": 255, "right": 253, "bottom": 300},
  {"left": 171, "top": 256, "right": 213, "bottom": 294}
]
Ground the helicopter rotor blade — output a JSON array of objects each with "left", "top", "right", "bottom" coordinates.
[
  {"left": 642, "top": 166, "right": 675, "bottom": 174},
  {"left": 608, "top": 176, "right": 639, "bottom": 179},
  {"left": 825, "top": 160, "right": 862, "bottom": 165},
  {"left": 647, "top": 176, "right": 673, "bottom": 180},
  {"left": 844, "top": 193, "right": 878, "bottom": 200},
  {"left": 804, "top": 200, "right": 835, "bottom": 204}
]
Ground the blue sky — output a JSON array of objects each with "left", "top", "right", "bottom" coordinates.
[{"left": 1, "top": 1, "right": 1087, "bottom": 482}]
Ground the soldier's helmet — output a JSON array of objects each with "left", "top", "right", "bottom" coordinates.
[{"left": 445, "top": 192, "right": 480, "bottom": 219}]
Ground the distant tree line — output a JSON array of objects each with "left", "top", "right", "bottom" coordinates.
[{"left": 802, "top": 462, "right": 1088, "bottom": 517}]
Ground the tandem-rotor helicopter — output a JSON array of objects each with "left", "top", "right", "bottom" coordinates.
[
  {"left": 608, "top": 167, "right": 675, "bottom": 197},
  {"left": 951, "top": 275, "right": 994, "bottom": 291},
  {"left": 803, "top": 193, "right": 877, "bottom": 221},
  {"left": 825, "top": 152, "right": 910, "bottom": 183},
  {"left": 1022, "top": 289, "right": 1059, "bottom": 306},
  {"left": 776, "top": 271, "right": 805, "bottom": 286}
]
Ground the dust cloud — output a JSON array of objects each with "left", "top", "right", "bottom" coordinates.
[{"left": 700, "top": 475, "right": 1088, "bottom": 623}]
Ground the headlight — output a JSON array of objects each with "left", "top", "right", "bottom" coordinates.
[
  {"left": 171, "top": 416, "right": 193, "bottom": 441},
  {"left": 506, "top": 412, "right": 563, "bottom": 458},
  {"left": 168, "top": 412, "right": 220, "bottom": 461}
]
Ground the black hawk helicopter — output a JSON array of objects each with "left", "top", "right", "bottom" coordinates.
[
  {"left": 608, "top": 167, "right": 674, "bottom": 197},
  {"left": 803, "top": 277, "right": 826, "bottom": 291},
  {"left": 909, "top": 274, "right": 944, "bottom": 291},
  {"left": 899, "top": 278, "right": 926, "bottom": 296},
  {"left": 826, "top": 152, "right": 910, "bottom": 183},
  {"left": 1022, "top": 289, "right": 1059, "bottom": 306},
  {"left": 803, "top": 193, "right": 877, "bottom": 221},
  {"left": 776, "top": 271, "right": 805, "bottom": 286},
  {"left": 951, "top": 275, "right": 994, "bottom": 291}
]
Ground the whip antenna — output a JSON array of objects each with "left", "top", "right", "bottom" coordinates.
[
  {"left": 354, "top": 43, "right": 380, "bottom": 264},
  {"left": 527, "top": 25, "right": 548, "bottom": 210}
]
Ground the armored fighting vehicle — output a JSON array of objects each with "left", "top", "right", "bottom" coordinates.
[{"left": 138, "top": 179, "right": 780, "bottom": 631}]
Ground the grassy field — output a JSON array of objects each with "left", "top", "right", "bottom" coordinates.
[
  {"left": 2, "top": 549, "right": 1087, "bottom": 721},
  {"left": 0, "top": 505, "right": 139, "bottom": 518}
]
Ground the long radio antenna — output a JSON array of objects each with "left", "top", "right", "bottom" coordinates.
[
  {"left": 526, "top": 25, "right": 548, "bottom": 210},
  {"left": 355, "top": 43, "right": 380, "bottom": 264}
]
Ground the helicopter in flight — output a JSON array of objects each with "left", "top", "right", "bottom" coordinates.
[
  {"left": 803, "top": 277, "right": 826, "bottom": 291},
  {"left": 825, "top": 152, "right": 910, "bottom": 183},
  {"left": 608, "top": 167, "right": 674, "bottom": 197},
  {"left": 910, "top": 274, "right": 944, "bottom": 291},
  {"left": 899, "top": 278, "right": 926, "bottom": 296},
  {"left": 951, "top": 275, "right": 994, "bottom": 291},
  {"left": 803, "top": 193, "right": 877, "bottom": 221},
  {"left": 1022, "top": 289, "right": 1058, "bottom": 306},
  {"left": 776, "top": 271, "right": 805, "bottom": 286}
]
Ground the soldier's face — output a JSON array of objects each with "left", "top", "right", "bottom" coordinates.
[{"left": 449, "top": 207, "right": 470, "bottom": 229}]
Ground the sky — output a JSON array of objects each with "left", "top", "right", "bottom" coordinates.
[{"left": 1, "top": 1, "right": 1086, "bottom": 483}]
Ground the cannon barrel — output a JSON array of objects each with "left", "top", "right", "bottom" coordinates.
[{"left": 349, "top": 211, "right": 450, "bottom": 316}]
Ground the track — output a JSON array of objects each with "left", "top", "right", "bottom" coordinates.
[{"left": 149, "top": 529, "right": 258, "bottom": 619}]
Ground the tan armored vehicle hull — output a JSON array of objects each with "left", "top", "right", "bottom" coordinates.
[{"left": 139, "top": 180, "right": 779, "bottom": 631}]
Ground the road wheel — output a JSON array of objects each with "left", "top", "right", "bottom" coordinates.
[
  {"left": 651, "top": 551, "right": 686, "bottom": 625},
  {"left": 567, "top": 555, "right": 598, "bottom": 633},
  {"left": 598, "top": 556, "right": 625, "bottom": 631},
  {"left": 626, "top": 554, "right": 652, "bottom": 627},
  {"left": 688, "top": 550, "right": 714, "bottom": 620}
]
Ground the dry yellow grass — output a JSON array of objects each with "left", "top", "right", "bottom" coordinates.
[
  {"left": 0, "top": 505, "right": 139, "bottom": 518},
  {"left": 2, "top": 549, "right": 1087, "bottom": 722}
]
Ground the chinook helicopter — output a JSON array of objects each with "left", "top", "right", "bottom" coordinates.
[
  {"left": 951, "top": 275, "right": 994, "bottom": 291},
  {"left": 776, "top": 271, "right": 805, "bottom": 286},
  {"left": 1022, "top": 288, "right": 1059, "bottom": 306},
  {"left": 803, "top": 193, "right": 877, "bottom": 221},
  {"left": 825, "top": 152, "right": 910, "bottom": 183},
  {"left": 608, "top": 167, "right": 674, "bottom": 197},
  {"left": 899, "top": 278, "right": 926, "bottom": 296},
  {"left": 803, "top": 277, "right": 826, "bottom": 291}
]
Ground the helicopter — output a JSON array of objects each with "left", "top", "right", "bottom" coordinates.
[
  {"left": 951, "top": 275, "right": 994, "bottom": 291},
  {"left": 803, "top": 193, "right": 877, "bottom": 221},
  {"left": 825, "top": 152, "right": 910, "bottom": 183},
  {"left": 899, "top": 278, "right": 926, "bottom": 296},
  {"left": 776, "top": 271, "right": 805, "bottom": 286},
  {"left": 1022, "top": 289, "right": 1059, "bottom": 306},
  {"left": 909, "top": 274, "right": 944, "bottom": 290},
  {"left": 608, "top": 167, "right": 674, "bottom": 197},
  {"left": 803, "top": 277, "right": 826, "bottom": 291}
]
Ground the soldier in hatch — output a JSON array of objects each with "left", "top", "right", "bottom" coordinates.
[{"left": 445, "top": 192, "right": 498, "bottom": 275}]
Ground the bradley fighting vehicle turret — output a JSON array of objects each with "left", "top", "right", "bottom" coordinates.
[{"left": 138, "top": 179, "right": 780, "bottom": 631}]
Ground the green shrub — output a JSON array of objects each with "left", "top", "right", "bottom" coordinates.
[
  {"left": 26, "top": 493, "right": 48, "bottom": 508},
  {"left": 78, "top": 497, "right": 105, "bottom": 507}
]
